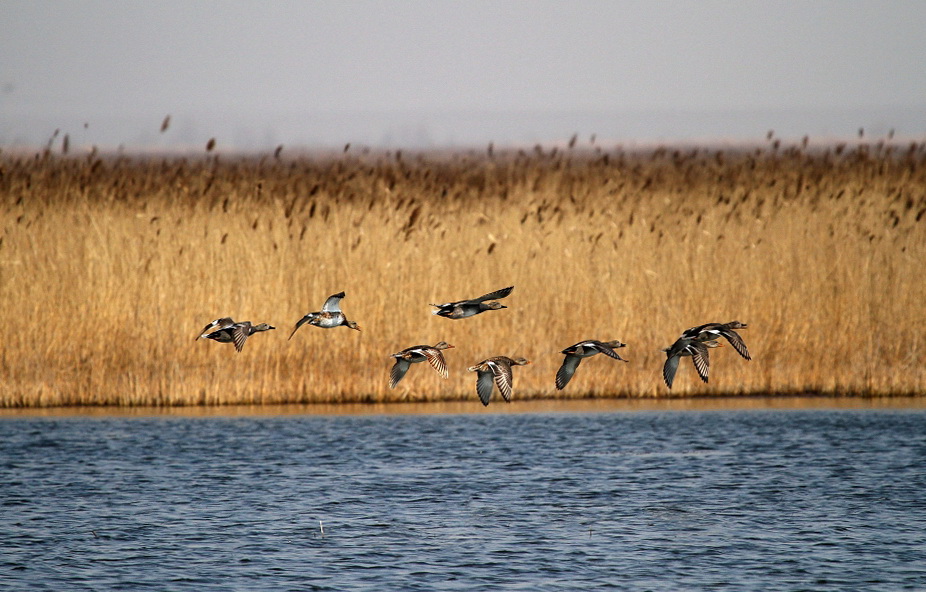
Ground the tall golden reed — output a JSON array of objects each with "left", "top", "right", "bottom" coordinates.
[{"left": 1, "top": 141, "right": 924, "bottom": 407}]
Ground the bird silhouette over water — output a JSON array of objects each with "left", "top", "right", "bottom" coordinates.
[
  {"left": 430, "top": 286, "right": 514, "bottom": 319},
  {"left": 196, "top": 318, "right": 275, "bottom": 352},
  {"left": 289, "top": 291, "right": 361, "bottom": 340},
  {"left": 467, "top": 356, "right": 531, "bottom": 405},
  {"left": 555, "top": 339, "right": 629, "bottom": 390},
  {"left": 389, "top": 341, "right": 455, "bottom": 389}
]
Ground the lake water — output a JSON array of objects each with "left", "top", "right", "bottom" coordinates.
[{"left": 2, "top": 400, "right": 925, "bottom": 591}]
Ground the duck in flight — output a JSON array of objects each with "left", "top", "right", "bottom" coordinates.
[
  {"left": 680, "top": 321, "right": 751, "bottom": 360},
  {"left": 467, "top": 356, "right": 531, "bottom": 405},
  {"left": 288, "top": 291, "right": 361, "bottom": 340},
  {"left": 661, "top": 336, "right": 721, "bottom": 389},
  {"left": 430, "top": 286, "right": 514, "bottom": 319},
  {"left": 196, "top": 318, "right": 275, "bottom": 352},
  {"left": 389, "top": 341, "right": 455, "bottom": 389},
  {"left": 555, "top": 339, "right": 628, "bottom": 390}
]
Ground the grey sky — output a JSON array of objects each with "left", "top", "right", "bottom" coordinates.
[{"left": 3, "top": 1, "right": 925, "bottom": 150}]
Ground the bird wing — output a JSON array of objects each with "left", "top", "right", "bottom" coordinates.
[
  {"left": 288, "top": 315, "right": 314, "bottom": 340},
  {"left": 720, "top": 329, "right": 751, "bottom": 360},
  {"left": 475, "top": 371, "right": 495, "bottom": 406},
  {"left": 681, "top": 323, "right": 715, "bottom": 339},
  {"left": 555, "top": 355, "right": 582, "bottom": 390},
  {"left": 690, "top": 342, "right": 711, "bottom": 383},
  {"left": 322, "top": 291, "right": 346, "bottom": 313},
  {"left": 490, "top": 360, "right": 514, "bottom": 402},
  {"left": 389, "top": 358, "right": 411, "bottom": 389},
  {"left": 471, "top": 285, "right": 514, "bottom": 303},
  {"left": 231, "top": 323, "right": 250, "bottom": 352},
  {"left": 663, "top": 353, "right": 681, "bottom": 389},
  {"left": 197, "top": 317, "right": 235, "bottom": 340},
  {"left": 593, "top": 341, "right": 628, "bottom": 361},
  {"left": 422, "top": 349, "right": 449, "bottom": 379}
]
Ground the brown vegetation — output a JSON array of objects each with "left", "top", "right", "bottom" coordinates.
[{"left": 1, "top": 140, "right": 925, "bottom": 407}]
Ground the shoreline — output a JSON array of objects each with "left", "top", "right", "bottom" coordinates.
[{"left": 2, "top": 394, "right": 924, "bottom": 419}]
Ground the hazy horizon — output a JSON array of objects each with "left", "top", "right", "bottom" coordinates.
[{"left": 3, "top": 1, "right": 925, "bottom": 151}]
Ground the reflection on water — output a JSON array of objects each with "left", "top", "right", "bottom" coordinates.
[{"left": 1, "top": 403, "right": 925, "bottom": 590}]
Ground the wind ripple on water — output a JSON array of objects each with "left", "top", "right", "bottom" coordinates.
[{"left": 1, "top": 409, "right": 925, "bottom": 590}]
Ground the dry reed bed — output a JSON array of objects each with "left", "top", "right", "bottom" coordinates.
[{"left": 1, "top": 142, "right": 925, "bottom": 407}]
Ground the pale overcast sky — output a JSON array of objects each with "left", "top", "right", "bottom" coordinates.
[{"left": 2, "top": 1, "right": 925, "bottom": 150}]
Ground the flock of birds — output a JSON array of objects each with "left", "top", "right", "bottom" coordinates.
[{"left": 195, "top": 286, "right": 752, "bottom": 405}]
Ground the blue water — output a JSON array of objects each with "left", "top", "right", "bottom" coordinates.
[{"left": 1, "top": 408, "right": 925, "bottom": 591}]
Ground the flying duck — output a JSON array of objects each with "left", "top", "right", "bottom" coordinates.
[
  {"left": 389, "top": 341, "right": 455, "bottom": 388},
  {"left": 430, "top": 286, "right": 514, "bottom": 319},
  {"left": 467, "top": 356, "right": 531, "bottom": 405},
  {"left": 196, "top": 318, "right": 275, "bottom": 352},
  {"left": 555, "top": 339, "right": 628, "bottom": 390},
  {"left": 289, "top": 291, "right": 361, "bottom": 340}
]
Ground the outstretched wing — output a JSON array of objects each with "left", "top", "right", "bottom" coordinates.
[
  {"left": 593, "top": 341, "right": 628, "bottom": 361},
  {"left": 555, "top": 355, "right": 582, "bottom": 390},
  {"left": 231, "top": 323, "right": 250, "bottom": 352},
  {"left": 422, "top": 350, "right": 449, "bottom": 379},
  {"left": 472, "top": 285, "right": 514, "bottom": 303},
  {"left": 196, "top": 317, "right": 235, "bottom": 340},
  {"left": 690, "top": 342, "right": 710, "bottom": 383},
  {"left": 490, "top": 360, "right": 514, "bottom": 402},
  {"left": 663, "top": 354, "right": 681, "bottom": 389},
  {"left": 721, "top": 329, "right": 751, "bottom": 360},
  {"left": 389, "top": 358, "right": 411, "bottom": 389},
  {"left": 322, "top": 291, "right": 346, "bottom": 313},
  {"left": 475, "top": 371, "right": 495, "bottom": 406},
  {"left": 288, "top": 315, "right": 314, "bottom": 340}
]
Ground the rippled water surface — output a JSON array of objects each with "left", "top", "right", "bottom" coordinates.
[{"left": 2, "top": 405, "right": 925, "bottom": 591}]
